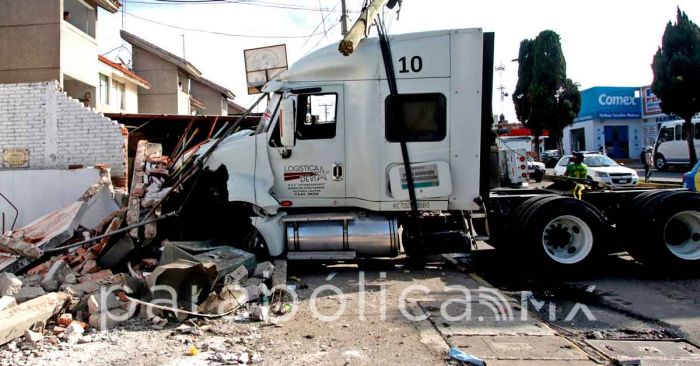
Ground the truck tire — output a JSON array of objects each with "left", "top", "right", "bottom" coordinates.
[
  {"left": 623, "top": 191, "right": 700, "bottom": 270},
  {"left": 516, "top": 197, "right": 606, "bottom": 270},
  {"left": 655, "top": 154, "right": 668, "bottom": 171}
]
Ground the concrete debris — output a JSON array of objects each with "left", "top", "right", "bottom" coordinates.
[
  {"left": 0, "top": 273, "right": 22, "bottom": 297},
  {"left": 0, "top": 292, "right": 71, "bottom": 345},
  {"left": 87, "top": 292, "right": 122, "bottom": 315},
  {"left": 0, "top": 139, "right": 285, "bottom": 361},
  {"left": 57, "top": 313, "right": 73, "bottom": 327},
  {"left": 23, "top": 330, "right": 43, "bottom": 346},
  {"left": 40, "top": 260, "right": 75, "bottom": 291},
  {"left": 253, "top": 261, "right": 275, "bottom": 280},
  {"left": 15, "top": 286, "right": 46, "bottom": 303},
  {"left": 249, "top": 304, "right": 270, "bottom": 323},
  {"left": 225, "top": 265, "right": 249, "bottom": 285},
  {"left": 0, "top": 296, "right": 17, "bottom": 311}
]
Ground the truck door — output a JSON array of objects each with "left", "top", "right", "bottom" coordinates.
[{"left": 268, "top": 85, "right": 346, "bottom": 207}]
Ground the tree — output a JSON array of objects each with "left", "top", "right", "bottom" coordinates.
[
  {"left": 552, "top": 79, "right": 582, "bottom": 155},
  {"left": 651, "top": 7, "right": 700, "bottom": 165},
  {"left": 513, "top": 30, "right": 578, "bottom": 158}
]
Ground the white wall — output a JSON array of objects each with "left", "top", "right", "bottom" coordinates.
[
  {"left": 0, "top": 168, "right": 101, "bottom": 229},
  {"left": 95, "top": 62, "right": 141, "bottom": 113},
  {"left": 60, "top": 22, "right": 98, "bottom": 87},
  {"left": 0, "top": 82, "right": 127, "bottom": 181},
  {"left": 564, "top": 119, "right": 643, "bottom": 159}
]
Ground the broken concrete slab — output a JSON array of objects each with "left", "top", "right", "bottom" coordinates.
[
  {"left": 0, "top": 201, "right": 87, "bottom": 274},
  {"left": 87, "top": 292, "right": 122, "bottom": 315},
  {"left": 146, "top": 260, "right": 218, "bottom": 310},
  {"left": 15, "top": 286, "right": 46, "bottom": 303},
  {"left": 197, "top": 285, "right": 247, "bottom": 315},
  {"left": 23, "top": 329, "right": 43, "bottom": 345},
  {"left": 271, "top": 260, "right": 287, "bottom": 290},
  {"left": 0, "top": 292, "right": 71, "bottom": 345},
  {"left": 253, "top": 261, "right": 274, "bottom": 279},
  {"left": 40, "top": 260, "right": 74, "bottom": 291},
  {"left": 79, "top": 185, "right": 120, "bottom": 231},
  {"left": 0, "top": 272, "right": 22, "bottom": 296},
  {"left": 225, "top": 265, "right": 248, "bottom": 285}
]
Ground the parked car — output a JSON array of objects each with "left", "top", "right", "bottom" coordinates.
[
  {"left": 527, "top": 157, "right": 546, "bottom": 182},
  {"left": 553, "top": 153, "right": 639, "bottom": 187},
  {"left": 683, "top": 161, "right": 700, "bottom": 191},
  {"left": 541, "top": 150, "right": 560, "bottom": 168}
]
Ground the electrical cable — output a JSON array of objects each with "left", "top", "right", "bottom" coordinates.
[
  {"left": 124, "top": 11, "right": 327, "bottom": 38},
  {"left": 124, "top": 0, "right": 359, "bottom": 13}
]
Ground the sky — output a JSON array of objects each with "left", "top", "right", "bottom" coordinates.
[{"left": 97, "top": 0, "right": 700, "bottom": 119}]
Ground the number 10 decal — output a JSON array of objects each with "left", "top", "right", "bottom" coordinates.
[{"left": 399, "top": 56, "right": 423, "bottom": 73}]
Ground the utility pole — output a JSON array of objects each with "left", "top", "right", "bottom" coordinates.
[
  {"left": 340, "top": 0, "right": 349, "bottom": 36},
  {"left": 339, "top": 0, "right": 389, "bottom": 56},
  {"left": 495, "top": 63, "right": 507, "bottom": 117},
  {"left": 181, "top": 34, "right": 186, "bottom": 60}
]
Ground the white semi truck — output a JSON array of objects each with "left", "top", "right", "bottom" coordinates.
[{"left": 190, "top": 28, "right": 700, "bottom": 270}]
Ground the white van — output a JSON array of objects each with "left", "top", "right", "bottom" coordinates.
[{"left": 653, "top": 119, "right": 700, "bottom": 170}]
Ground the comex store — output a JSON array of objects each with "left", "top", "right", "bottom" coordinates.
[{"left": 563, "top": 87, "right": 644, "bottom": 160}]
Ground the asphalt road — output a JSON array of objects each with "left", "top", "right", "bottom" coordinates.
[{"left": 467, "top": 247, "right": 700, "bottom": 362}]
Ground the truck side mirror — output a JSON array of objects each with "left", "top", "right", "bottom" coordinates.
[{"left": 280, "top": 97, "right": 296, "bottom": 148}]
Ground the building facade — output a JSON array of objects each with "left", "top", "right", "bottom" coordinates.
[
  {"left": 0, "top": 0, "right": 121, "bottom": 107},
  {"left": 563, "top": 87, "right": 644, "bottom": 160},
  {"left": 97, "top": 56, "right": 150, "bottom": 114}
]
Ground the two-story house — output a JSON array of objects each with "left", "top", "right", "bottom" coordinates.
[
  {"left": 120, "top": 30, "right": 235, "bottom": 116},
  {"left": 0, "top": 0, "right": 122, "bottom": 107},
  {"left": 97, "top": 55, "right": 151, "bottom": 113}
]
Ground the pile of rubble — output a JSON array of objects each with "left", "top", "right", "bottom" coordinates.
[{"left": 0, "top": 139, "right": 290, "bottom": 364}]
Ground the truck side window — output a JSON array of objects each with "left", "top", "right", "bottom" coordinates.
[
  {"left": 385, "top": 93, "right": 447, "bottom": 142},
  {"left": 296, "top": 93, "right": 337, "bottom": 140},
  {"left": 695, "top": 124, "right": 700, "bottom": 140},
  {"left": 675, "top": 125, "right": 682, "bottom": 141},
  {"left": 658, "top": 127, "right": 674, "bottom": 143}
]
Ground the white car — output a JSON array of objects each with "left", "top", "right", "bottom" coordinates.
[{"left": 554, "top": 153, "right": 639, "bottom": 186}]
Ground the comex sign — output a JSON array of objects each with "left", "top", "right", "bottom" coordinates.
[
  {"left": 598, "top": 94, "right": 637, "bottom": 107},
  {"left": 575, "top": 87, "right": 642, "bottom": 121}
]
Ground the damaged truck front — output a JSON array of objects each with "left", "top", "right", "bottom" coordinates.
[{"left": 196, "top": 29, "right": 488, "bottom": 260}]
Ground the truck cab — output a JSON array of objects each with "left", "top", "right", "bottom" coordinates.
[{"left": 203, "top": 29, "right": 492, "bottom": 259}]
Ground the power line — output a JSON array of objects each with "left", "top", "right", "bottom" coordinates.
[
  {"left": 124, "top": 10, "right": 327, "bottom": 38},
  {"left": 300, "top": 1, "right": 340, "bottom": 49},
  {"left": 123, "top": 0, "right": 360, "bottom": 13}
]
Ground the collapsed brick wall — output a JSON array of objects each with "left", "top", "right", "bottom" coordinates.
[{"left": 0, "top": 81, "right": 127, "bottom": 185}]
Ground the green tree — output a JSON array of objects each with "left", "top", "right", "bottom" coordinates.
[
  {"left": 552, "top": 79, "right": 582, "bottom": 155},
  {"left": 651, "top": 7, "right": 700, "bottom": 165},
  {"left": 513, "top": 31, "right": 578, "bottom": 158}
]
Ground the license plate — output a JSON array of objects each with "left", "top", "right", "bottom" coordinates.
[{"left": 619, "top": 180, "right": 629, "bottom": 184}]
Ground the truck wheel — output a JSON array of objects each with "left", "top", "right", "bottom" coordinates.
[
  {"left": 623, "top": 192, "right": 700, "bottom": 269},
  {"left": 655, "top": 154, "right": 667, "bottom": 171},
  {"left": 517, "top": 197, "right": 605, "bottom": 269}
]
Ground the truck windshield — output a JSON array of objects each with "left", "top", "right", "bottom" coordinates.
[
  {"left": 584, "top": 155, "right": 617, "bottom": 167},
  {"left": 255, "top": 93, "right": 282, "bottom": 135}
]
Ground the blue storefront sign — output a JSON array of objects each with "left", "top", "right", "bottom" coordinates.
[{"left": 575, "top": 87, "right": 642, "bottom": 122}]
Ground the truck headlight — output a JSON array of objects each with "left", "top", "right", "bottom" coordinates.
[{"left": 595, "top": 171, "right": 609, "bottom": 177}]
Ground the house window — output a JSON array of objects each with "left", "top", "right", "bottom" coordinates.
[
  {"left": 385, "top": 93, "right": 447, "bottom": 142},
  {"left": 295, "top": 93, "right": 337, "bottom": 140},
  {"left": 98, "top": 74, "right": 109, "bottom": 105},
  {"left": 113, "top": 81, "right": 126, "bottom": 110}
]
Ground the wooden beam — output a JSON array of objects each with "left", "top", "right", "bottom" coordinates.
[
  {"left": 0, "top": 292, "right": 71, "bottom": 345},
  {"left": 338, "top": 0, "right": 389, "bottom": 56}
]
